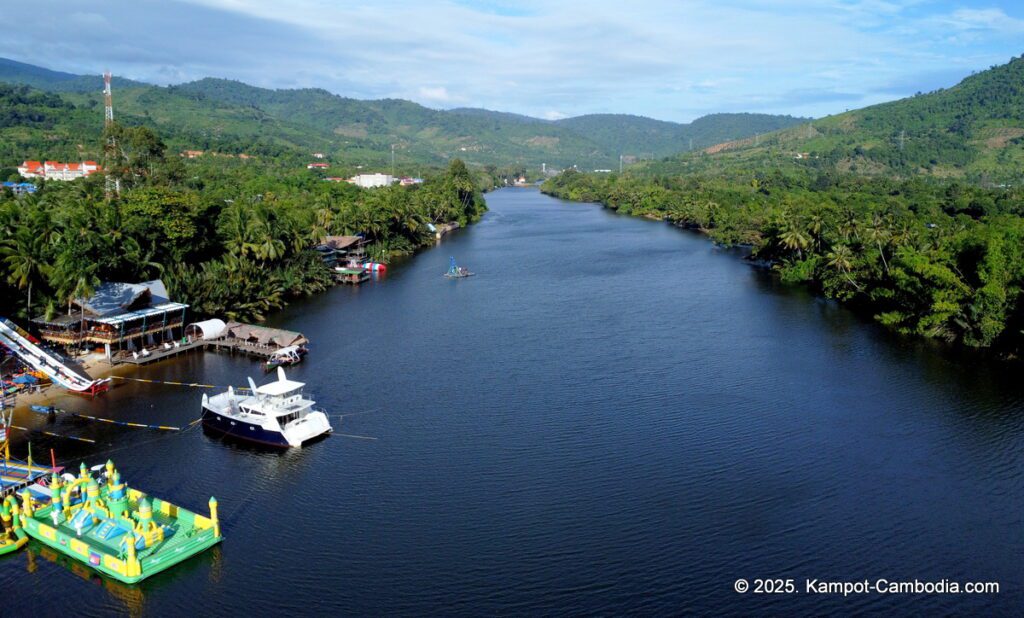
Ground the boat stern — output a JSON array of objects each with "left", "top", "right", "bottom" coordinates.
[{"left": 282, "top": 411, "right": 333, "bottom": 447}]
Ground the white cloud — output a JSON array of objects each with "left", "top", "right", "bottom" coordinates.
[
  {"left": 542, "top": 110, "right": 568, "bottom": 120},
  {"left": 417, "top": 86, "right": 455, "bottom": 103},
  {"left": 942, "top": 8, "right": 1024, "bottom": 33}
]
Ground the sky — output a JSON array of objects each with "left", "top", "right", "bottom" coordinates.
[{"left": 2, "top": 0, "right": 1023, "bottom": 122}]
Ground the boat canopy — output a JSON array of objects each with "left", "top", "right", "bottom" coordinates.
[
  {"left": 269, "top": 345, "right": 300, "bottom": 358},
  {"left": 256, "top": 380, "right": 304, "bottom": 397},
  {"left": 185, "top": 319, "right": 227, "bottom": 341}
]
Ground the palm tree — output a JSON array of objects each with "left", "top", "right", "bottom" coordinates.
[
  {"left": 826, "top": 244, "right": 862, "bottom": 291},
  {"left": 1, "top": 230, "right": 51, "bottom": 315},
  {"left": 779, "top": 222, "right": 811, "bottom": 258},
  {"left": 71, "top": 273, "right": 98, "bottom": 355},
  {"left": 807, "top": 214, "right": 824, "bottom": 249},
  {"left": 864, "top": 215, "right": 892, "bottom": 275}
]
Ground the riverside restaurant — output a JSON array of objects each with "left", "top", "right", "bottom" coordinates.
[{"left": 32, "top": 280, "right": 188, "bottom": 359}]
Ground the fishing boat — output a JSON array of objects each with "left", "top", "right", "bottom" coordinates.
[
  {"left": 200, "top": 367, "right": 332, "bottom": 448},
  {"left": 18, "top": 460, "right": 221, "bottom": 583},
  {"left": 261, "top": 345, "right": 303, "bottom": 372},
  {"left": 444, "top": 256, "right": 474, "bottom": 279}
]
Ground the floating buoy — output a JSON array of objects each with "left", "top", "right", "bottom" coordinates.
[{"left": 362, "top": 262, "right": 387, "bottom": 272}]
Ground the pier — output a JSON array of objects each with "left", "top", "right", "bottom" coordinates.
[{"left": 111, "top": 321, "right": 307, "bottom": 366}]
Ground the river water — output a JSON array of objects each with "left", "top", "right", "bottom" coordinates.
[{"left": 3, "top": 188, "right": 1023, "bottom": 615}]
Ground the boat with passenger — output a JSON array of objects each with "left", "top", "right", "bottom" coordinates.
[
  {"left": 444, "top": 256, "right": 474, "bottom": 279},
  {"left": 200, "top": 367, "right": 332, "bottom": 448},
  {"left": 261, "top": 345, "right": 303, "bottom": 372}
]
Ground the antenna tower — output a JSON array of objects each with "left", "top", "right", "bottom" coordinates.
[
  {"left": 103, "top": 71, "right": 114, "bottom": 125},
  {"left": 102, "top": 71, "right": 120, "bottom": 196}
]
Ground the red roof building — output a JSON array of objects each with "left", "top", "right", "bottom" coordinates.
[{"left": 19, "top": 160, "right": 101, "bottom": 181}]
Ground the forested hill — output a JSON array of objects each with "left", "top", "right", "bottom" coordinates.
[
  {"left": 552, "top": 112, "right": 806, "bottom": 160},
  {"left": 668, "top": 54, "right": 1024, "bottom": 184},
  {"left": 0, "top": 57, "right": 801, "bottom": 169},
  {"left": 0, "top": 57, "right": 145, "bottom": 92}
]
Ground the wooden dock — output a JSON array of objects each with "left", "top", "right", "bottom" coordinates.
[
  {"left": 111, "top": 322, "right": 307, "bottom": 366},
  {"left": 115, "top": 339, "right": 206, "bottom": 365},
  {"left": 205, "top": 339, "right": 282, "bottom": 360}
]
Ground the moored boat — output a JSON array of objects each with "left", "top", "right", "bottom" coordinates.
[
  {"left": 201, "top": 367, "right": 332, "bottom": 448},
  {"left": 261, "top": 345, "right": 303, "bottom": 372}
]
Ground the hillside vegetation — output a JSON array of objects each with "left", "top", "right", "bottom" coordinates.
[
  {"left": 0, "top": 58, "right": 804, "bottom": 170},
  {"left": 665, "top": 55, "right": 1024, "bottom": 185},
  {"left": 544, "top": 55, "right": 1024, "bottom": 355}
]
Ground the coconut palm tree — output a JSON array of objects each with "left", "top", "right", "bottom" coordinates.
[
  {"left": 864, "top": 215, "right": 892, "bottom": 275},
  {"left": 826, "top": 244, "right": 862, "bottom": 291},
  {"left": 779, "top": 221, "right": 811, "bottom": 258},
  {"left": 1, "top": 230, "right": 51, "bottom": 315}
]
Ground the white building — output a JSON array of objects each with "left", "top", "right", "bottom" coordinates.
[
  {"left": 348, "top": 173, "right": 395, "bottom": 189},
  {"left": 19, "top": 160, "right": 101, "bottom": 181}
]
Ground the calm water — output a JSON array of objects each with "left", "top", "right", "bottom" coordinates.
[{"left": 4, "top": 188, "right": 1024, "bottom": 615}]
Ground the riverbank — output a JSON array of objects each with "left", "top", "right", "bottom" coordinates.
[
  {"left": 541, "top": 170, "right": 1024, "bottom": 356},
  {"left": 7, "top": 353, "right": 142, "bottom": 412}
]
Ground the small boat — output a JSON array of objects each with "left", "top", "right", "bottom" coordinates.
[
  {"left": 261, "top": 345, "right": 302, "bottom": 372},
  {"left": 18, "top": 460, "right": 222, "bottom": 583},
  {"left": 444, "top": 256, "right": 474, "bottom": 279},
  {"left": 201, "top": 367, "right": 333, "bottom": 448}
]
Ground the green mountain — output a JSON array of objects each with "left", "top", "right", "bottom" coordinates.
[
  {"left": 0, "top": 57, "right": 145, "bottom": 93},
  {"left": 0, "top": 57, "right": 805, "bottom": 170},
  {"left": 662, "top": 54, "right": 1024, "bottom": 184},
  {"left": 554, "top": 112, "right": 806, "bottom": 160}
]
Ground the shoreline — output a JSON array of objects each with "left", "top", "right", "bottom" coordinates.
[
  {"left": 540, "top": 187, "right": 1021, "bottom": 363},
  {"left": 4, "top": 216, "right": 482, "bottom": 416}
]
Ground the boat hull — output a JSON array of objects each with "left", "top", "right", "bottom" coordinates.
[{"left": 200, "top": 407, "right": 291, "bottom": 448}]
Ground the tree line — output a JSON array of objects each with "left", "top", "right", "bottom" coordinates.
[
  {"left": 0, "top": 123, "right": 486, "bottom": 323},
  {"left": 543, "top": 167, "right": 1024, "bottom": 354}
]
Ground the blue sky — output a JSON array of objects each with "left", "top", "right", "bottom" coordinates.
[{"left": 3, "top": 1, "right": 1023, "bottom": 122}]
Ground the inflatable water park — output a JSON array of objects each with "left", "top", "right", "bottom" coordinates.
[{"left": 16, "top": 460, "right": 221, "bottom": 583}]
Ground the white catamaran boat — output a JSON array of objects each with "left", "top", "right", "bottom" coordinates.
[{"left": 201, "top": 367, "right": 332, "bottom": 447}]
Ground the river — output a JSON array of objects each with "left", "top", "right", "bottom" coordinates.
[{"left": 3, "top": 188, "right": 1023, "bottom": 615}]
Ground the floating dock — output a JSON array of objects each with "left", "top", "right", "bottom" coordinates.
[{"left": 19, "top": 460, "right": 221, "bottom": 583}]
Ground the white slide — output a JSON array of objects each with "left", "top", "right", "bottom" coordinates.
[{"left": 0, "top": 318, "right": 107, "bottom": 393}]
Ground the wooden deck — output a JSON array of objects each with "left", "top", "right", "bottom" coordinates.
[
  {"left": 205, "top": 339, "right": 282, "bottom": 360},
  {"left": 114, "top": 339, "right": 206, "bottom": 365},
  {"left": 112, "top": 338, "right": 288, "bottom": 366}
]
